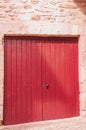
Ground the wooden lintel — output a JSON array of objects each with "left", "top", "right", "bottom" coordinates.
[{"left": 4, "top": 34, "right": 80, "bottom": 38}]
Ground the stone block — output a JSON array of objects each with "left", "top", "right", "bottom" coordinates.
[
  {"left": 4, "top": 0, "right": 10, "bottom": 2},
  {"left": 0, "top": 11, "right": 6, "bottom": 18},
  {"left": 31, "top": 0, "right": 39, "bottom": 4},
  {"left": 5, "top": 5, "right": 11, "bottom": 12},
  {"left": 31, "top": 14, "right": 41, "bottom": 21},
  {"left": 59, "top": 2, "right": 77, "bottom": 9},
  {"left": 23, "top": 4, "right": 31, "bottom": 9}
]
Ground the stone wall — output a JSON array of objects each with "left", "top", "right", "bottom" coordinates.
[{"left": 0, "top": 0, "right": 86, "bottom": 122}]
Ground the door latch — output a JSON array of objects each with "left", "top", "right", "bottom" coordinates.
[{"left": 43, "top": 84, "right": 49, "bottom": 89}]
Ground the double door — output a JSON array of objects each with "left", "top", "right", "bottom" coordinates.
[{"left": 4, "top": 36, "right": 79, "bottom": 125}]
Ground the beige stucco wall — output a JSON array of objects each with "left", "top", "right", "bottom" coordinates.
[{"left": 0, "top": 0, "right": 86, "bottom": 122}]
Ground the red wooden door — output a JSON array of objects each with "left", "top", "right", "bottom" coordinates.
[
  {"left": 41, "top": 37, "right": 79, "bottom": 120},
  {"left": 4, "top": 36, "right": 79, "bottom": 125}
]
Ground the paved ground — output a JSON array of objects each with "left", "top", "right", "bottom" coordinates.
[{"left": 0, "top": 117, "right": 86, "bottom": 130}]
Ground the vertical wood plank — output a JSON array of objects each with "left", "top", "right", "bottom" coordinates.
[
  {"left": 31, "top": 39, "right": 37, "bottom": 121},
  {"left": 55, "top": 40, "right": 61, "bottom": 118},
  {"left": 42, "top": 39, "right": 51, "bottom": 120},
  {"left": 26, "top": 39, "right": 32, "bottom": 122},
  {"left": 4, "top": 39, "right": 12, "bottom": 124},
  {"left": 59, "top": 40, "right": 63, "bottom": 118},
  {"left": 69, "top": 40, "right": 76, "bottom": 116},
  {"left": 42, "top": 39, "right": 46, "bottom": 120},
  {"left": 21, "top": 39, "right": 27, "bottom": 122},
  {"left": 31, "top": 38, "right": 42, "bottom": 121},
  {"left": 55, "top": 39, "right": 65, "bottom": 118},
  {"left": 64, "top": 40, "right": 67, "bottom": 117},
  {"left": 50, "top": 39, "right": 56, "bottom": 119},
  {"left": 41, "top": 39, "right": 46, "bottom": 120},
  {"left": 45, "top": 39, "right": 51, "bottom": 120},
  {"left": 16, "top": 39, "right": 22, "bottom": 123},
  {"left": 11, "top": 39, "right": 17, "bottom": 123},
  {"left": 57, "top": 39, "right": 65, "bottom": 118},
  {"left": 35, "top": 38, "right": 42, "bottom": 120},
  {"left": 4, "top": 39, "right": 7, "bottom": 124},
  {"left": 64, "top": 39, "right": 71, "bottom": 117}
]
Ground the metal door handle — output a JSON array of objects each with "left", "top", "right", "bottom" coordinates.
[{"left": 43, "top": 84, "right": 49, "bottom": 89}]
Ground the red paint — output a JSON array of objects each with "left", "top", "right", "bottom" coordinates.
[{"left": 4, "top": 36, "right": 79, "bottom": 125}]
